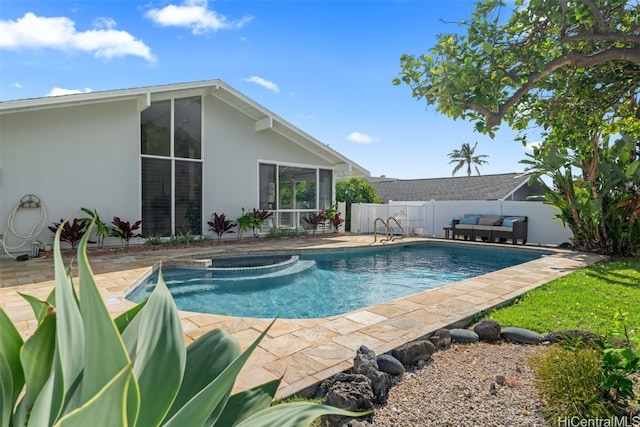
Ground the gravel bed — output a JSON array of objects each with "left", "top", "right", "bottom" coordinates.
[{"left": 371, "top": 342, "right": 549, "bottom": 427}]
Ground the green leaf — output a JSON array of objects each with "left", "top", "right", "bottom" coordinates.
[
  {"left": 28, "top": 349, "right": 66, "bottom": 426},
  {"left": 236, "top": 402, "right": 370, "bottom": 427},
  {"left": 54, "top": 364, "right": 137, "bottom": 427},
  {"left": 165, "top": 328, "right": 240, "bottom": 421},
  {"left": 113, "top": 300, "right": 147, "bottom": 334},
  {"left": 0, "top": 353, "right": 14, "bottom": 427},
  {"left": 163, "top": 319, "right": 277, "bottom": 427},
  {"left": 0, "top": 307, "right": 24, "bottom": 421},
  {"left": 76, "top": 225, "right": 132, "bottom": 407},
  {"left": 131, "top": 269, "right": 185, "bottom": 427},
  {"left": 13, "top": 312, "right": 57, "bottom": 424},
  {"left": 212, "top": 380, "right": 280, "bottom": 427},
  {"left": 19, "top": 291, "right": 54, "bottom": 325},
  {"left": 52, "top": 222, "right": 85, "bottom": 397}
]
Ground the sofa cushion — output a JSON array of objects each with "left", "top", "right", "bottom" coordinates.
[
  {"left": 478, "top": 217, "right": 502, "bottom": 226},
  {"left": 501, "top": 218, "right": 514, "bottom": 227},
  {"left": 504, "top": 216, "right": 526, "bottom": 223},
  {"left": 455, "top": 224, "right": 474, "bottom": 230},
  {"left": 458, "top": 216, "right": 478, "bottom": 225},
  {"left": 474, "top": 225, "right": 496, "bottom": 231}
]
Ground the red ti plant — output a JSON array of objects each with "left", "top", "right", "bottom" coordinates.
[
  {"left": 111, "top": 217, "right": 142, "bottom": 249},
  {"left": 48, "top": 218, "right": 91, "bottom": 249},
  {"left": 330, "top": 212, "right": 345, "bottom": 232},
  {"left": 207, "top": 213, "right": 237, "bottom": 240},
  {"left": 302, "top": 209, "right": 328, "bottom": 234}
]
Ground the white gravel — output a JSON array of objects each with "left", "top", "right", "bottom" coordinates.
[{"left": 371, "top": 342, "right": 550, "bottom": 427}]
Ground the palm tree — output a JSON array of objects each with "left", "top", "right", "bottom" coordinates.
[{"left": 448, "top": 142, "right": 489, "bottom": 176}]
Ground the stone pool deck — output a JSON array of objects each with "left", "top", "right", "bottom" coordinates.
[{"left": 0, "top": 235, "right": 605, "bottom": 399}]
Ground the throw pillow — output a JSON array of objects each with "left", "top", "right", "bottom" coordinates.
[
  {"left": 478, "top": 217, "right": 501, "bottom": 226},
  {"left": 501, "top": 218, "right": 514, "bottom": 227},
  {"left": 458, "top": 216, "right": 478, "bottom": 225}
]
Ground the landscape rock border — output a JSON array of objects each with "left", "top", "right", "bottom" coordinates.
[{"left": 319, "top": 320, "right": 607, "bottom": 427}]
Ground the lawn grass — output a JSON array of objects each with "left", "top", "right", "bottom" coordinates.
[{"left": 485, "top": 259, "right": 640, "bottom": 336}]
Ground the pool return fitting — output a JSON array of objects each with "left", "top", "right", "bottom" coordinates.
[{"left": 2, "top": 194, "right": 47, "bottom": 260}]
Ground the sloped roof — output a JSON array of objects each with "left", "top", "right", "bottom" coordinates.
[
  {"left": 0, "top": 79, "right": 369, "bottom": 177},
  {"left": 368, "top": 173, "right": 543, "bottom": 202}
]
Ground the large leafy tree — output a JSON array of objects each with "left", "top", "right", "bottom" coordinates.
[
  {"left": 394, "top": 0, "right": 640, "bottom": 255},
  {"left": 336, "top": 178, "right": 382, "bottom": 231},
  {"left": 448, "top": 142, "right": 489, "bottom": 176}
]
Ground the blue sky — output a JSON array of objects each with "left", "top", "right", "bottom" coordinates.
[{"left": 0, "top": 0, "right": 538, "bottom": 179}]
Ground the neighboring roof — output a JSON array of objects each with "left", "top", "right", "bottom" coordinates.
[
  {"left": 368, "top": 173, "right": 544, "bottom": 202},
  {"left": 0, "top": 79, "right": 369, "bottom": 177}
]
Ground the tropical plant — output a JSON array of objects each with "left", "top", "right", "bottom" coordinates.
[
  {"left": 336, "top": 178, "right": 382, "bottom": 231},
  {"left": 80, "top": 207, "right": 111, "bottom": 248},
  {"left": 47, "top": 218, "right": 90, "bottom": 249},
  {"left": 447, "top": 142, "right": 489, "bottom": 176},
  {"left": 303, "top": 209, "right": 328, "bottom": 234},
  {"left": 252, "top": 209, "right": 273, "bottom": 237},
  {"left": 111, "top": 216, "right": 142, "bottom": 249},
  {"left": 237, "top": 208, "right": 263, "bottom": 239},
  {"left": 0, "top": 221, "right": 367, "bottom": 426},
  {"left": 521, "top": 136, "right": 640, "bottom": 255},
  {"left": 329, "top": 212, "right": 345, "bottom": 232},
  {"left": 208, "top": 213, "right": 237, "bottom": 240},
  {"left": 393, "top": 0, "right": 640, "bottom": 256},
  {"left": 593, "top": 312, "right": 639, "bottom": 407}
]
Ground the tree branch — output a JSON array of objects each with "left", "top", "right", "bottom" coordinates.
[
  {"left": 561, "top": 33, "right": 640, "bottom": 45},
  {"left": 466, "top": 47, "right": 640, "bottom": 128},
  {"left": 580, "top": 0, "right": 608, "bottom": 32}
]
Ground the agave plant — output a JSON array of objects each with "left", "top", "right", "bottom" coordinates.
[{"left": 0, "top": 220, "right": 366, "bottom": 426}]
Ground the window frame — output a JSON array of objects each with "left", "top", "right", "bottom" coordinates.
[{"left": 140, "top": 96, "right": 203, "bottom": 236}]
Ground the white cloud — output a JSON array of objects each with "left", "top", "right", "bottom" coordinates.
[
  {"left": 244, "top": 76, "right": 280, "bottom": 93},
  {"left": 348, "top": 131, "right": 378, "bottom": 144},
  {"left": 0, "top": 12, "right": 155, "bottom": 62},
  {"left": 10, "top": 82, "right": 23, "bottom": 89},
  {"left": 145, "top": 0, "right": 252, "bottom": 34},
  {"left": 46, "top": 87, "right": 92, "bottom": 97},
  {"left": 92, "top": 17, "right": 117, "bottom": 30},
  {"left": 525, "top": 140, "right": 542, "bottom": 153}
]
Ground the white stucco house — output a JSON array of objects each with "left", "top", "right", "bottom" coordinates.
[{"left": 0, "top": 79, "right": 368, "bottom": 253}]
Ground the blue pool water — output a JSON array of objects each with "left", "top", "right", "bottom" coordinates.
[{"left": 126, "top": 243, "right": 548, "bottom": 319}]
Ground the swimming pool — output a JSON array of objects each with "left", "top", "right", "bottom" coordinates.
[{"left": 127, "top": 242, "right": 549, "bottom": 319}]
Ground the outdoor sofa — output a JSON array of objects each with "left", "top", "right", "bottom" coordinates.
[{"left": 451, "top": 214, "right": 528, "bottom": 245}]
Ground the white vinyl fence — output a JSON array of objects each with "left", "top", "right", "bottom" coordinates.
[{"left": 350, "top": 200, "right": 573, "bottom": 247}]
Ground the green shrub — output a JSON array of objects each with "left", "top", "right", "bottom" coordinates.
[
  {"left": 594, "top": 312, "right": 639, "bottom": 406},
  {"left": 267, "top": 228, "right": 308, "bottom": 238},
  {"left": 144, "top": 234, "right": 164, "bottom": 245},
  {"left": 530, "top": 344, "right": 618, "bottom": 420},
  {"left": 0, "top": 220, "right": 366, "bottom": 426}
]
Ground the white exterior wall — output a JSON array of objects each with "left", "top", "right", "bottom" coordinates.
[
  {"left": 201, "top": 95, "right": 335, "bottom": 222},
  {"left": 0, "top": 89, "right": 345, "bottom": 252},
  {"left": 1, "top": 99, "right": 140, "bottom": 249},
  {"left": 352, "top": 200, "right": 573, "bottom": 246}
]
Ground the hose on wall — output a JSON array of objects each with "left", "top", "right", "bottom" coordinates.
[{"left": 1, "top": 195, "right": 47, "bottom": 259}]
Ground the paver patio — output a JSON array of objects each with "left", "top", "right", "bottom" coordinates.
[{"left": 0, "top": 235, "right": 605, "bottom": 398}]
